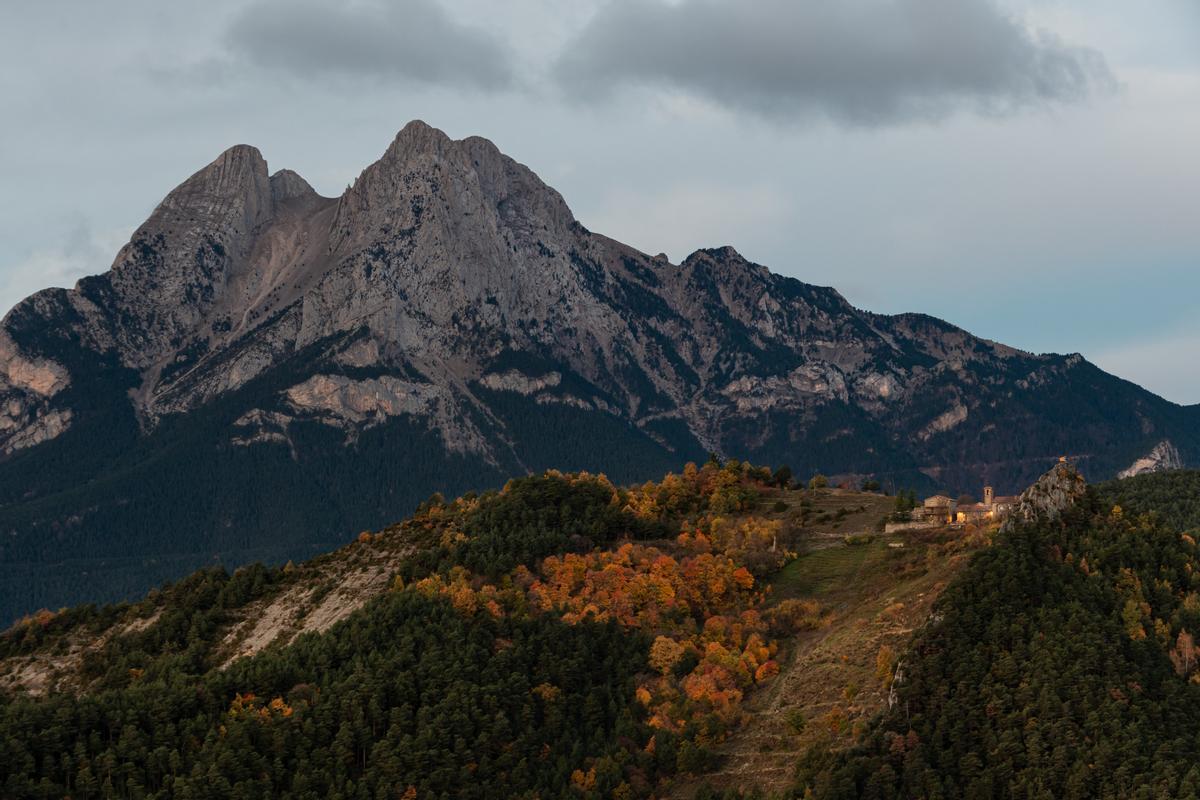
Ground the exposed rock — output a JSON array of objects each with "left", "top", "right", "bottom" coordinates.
[
  {"left": 333, "top": 338, "right": 382, "bottom": 368},
  {"left": 721, "top": 365, "right": 851, "bottom": 412},
  {"left": 0, "top": 530, "right": 413, "bottom": 692},
  {"left": 919, "top": 403, "right": 969, "bottom": 440},
  {"left": 1118, "top": 440, "right": 1183, "bottom": 479},
  {"left": 282, "top": 374, "right": 490, "bottom": 455},
  {"left": 0, "top": 331, "right": 73, "bottom": 454},
  {"left": 479, "top": 370, "right": 562, "bottom": 395},
  {"left": 0, "top": 609, "right": 161, "bottom": 697},
  {"left": 1002, "top": 461, "right": 1088, "bottom": 531},
  {"left": 855, "top": 371, "right": 899, "bottom": 401},
  {"left": 0, "top": 407, "right": 72, "bottom": 454},
  {"left": 887, "top": 658, "right": 905, "bottom": 709},
  {"left": 214, "top": 536, "right": 416, "bottom": 667},
  {"left": 231, "top": 409, "right": 295, "bottom": 451},
  {"left": 0, "top": 332, "right": 69, "bottom": 397},
  {"left": 286, "top": 374, "right": 433, "bottom": 423}
]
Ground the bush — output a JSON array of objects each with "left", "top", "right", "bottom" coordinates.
[
  {"left": 773, "top": 465, "right": 794, "bottom": 490},
  {"left": 770, "top": 599, "right": 824, "bottom": 633}
]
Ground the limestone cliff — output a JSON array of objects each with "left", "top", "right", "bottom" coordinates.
[{"left": 1119, "top": 440, "right": 1184, "bottom": 479}]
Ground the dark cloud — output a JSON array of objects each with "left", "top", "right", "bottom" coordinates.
[
  {"left": 556, "top": 0, "right": 1116, "bottom": 125},
  {"left": 226, "top": 0, "right": 515, "bottom": 90}
]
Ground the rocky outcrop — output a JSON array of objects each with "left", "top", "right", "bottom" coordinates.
[
  {"left": 1119, "top": 440, "right": 1183, "bottom": 479},
  {"left": 0, "top": 407, "right": 72, "bottom": 454},
  {"left": 918, "top": 403, "right": 969, "bottom": 441},
  {"left": 0, "top": 330, "right": 73, "bottom": 454},
  {"left": 1002, "top": 461, "right": 1089, "bottom": 531},
  {"left": 479, "top": 370, "right": 562, "bottom": 396},
  {"left": 282, "top": 374, "right": 490, "bottom": 455}
]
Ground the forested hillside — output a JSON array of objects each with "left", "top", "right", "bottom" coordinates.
[
  {"left": 0, "top": 460, "right": 828, "bottom": 799},
  {"left": 8, "top": 462, "right": 1195, "bottom": 799},
  {"left": 1097, "top": 470, "right": 1200, "bottom": 534},
  {"left": 795, "top": 470, "right": 1200, "bottom": 799}
]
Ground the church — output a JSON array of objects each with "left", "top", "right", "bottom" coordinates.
[
  {"left": 907, "top": 486, "right": 1020, "bottom": 527},
  {"left": 954, "top": 486, "right": 1020, "bottom": 524}
]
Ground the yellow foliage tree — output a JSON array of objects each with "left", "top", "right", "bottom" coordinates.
[{"left": 649, "top": 636, "right": 687, "bottom": 676}]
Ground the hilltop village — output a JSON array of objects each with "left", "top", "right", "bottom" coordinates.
[{"left": 885, "top": 485, "right": 1020, "bottom": 533}]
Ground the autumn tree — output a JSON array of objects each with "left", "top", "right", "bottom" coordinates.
[
  {"left": 1171, "top": 630, "right": 1198, "bottom": 677},
  {"left": 875, "top": 644, "right": 896, "bottom": 688},
  {"left": 650, "top": 636, "right": 687, "bottom": 676}
]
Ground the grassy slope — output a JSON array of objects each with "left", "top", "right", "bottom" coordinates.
[
  {"left": 785, "top": 470, "right": 1200, "bottom": 798},
  {"left": 670, "top": 491, "right": 986, "bottom": 798}
]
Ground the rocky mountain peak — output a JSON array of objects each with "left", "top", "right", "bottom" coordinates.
[
  {"left": 684, "top": 245, "right": 746, "bottom": 264},
  {"left": 200, "top": 143, "right": 269, "bottom": 184},
  {"left": 77, "top": 143, "right": 319, "bottom": 374},
  {"left": 269, "top": 169, "right": 319, "bottom": 205},
  {"left": 384, "top": 118, "right": 454, "bottom": 161},
  {"left": 328, "top": 120, "right": 575, "bottom": 259},
  {"left": 679, "top": 246, "right": 766, "bottom": 288},
  {"left": 156, "top": 144, "right": 272, "bottom": 227},
  {"left": 216, "top": 143, "right": 268, "bottom": 174}
]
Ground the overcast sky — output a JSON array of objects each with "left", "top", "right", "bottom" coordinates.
[{"left": 1, "top": 0, "right": 1197, "bottom": 403}]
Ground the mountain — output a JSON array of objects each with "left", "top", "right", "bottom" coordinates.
[{"left": 1, "top": 120, "right": 1197, "bottom": 621}]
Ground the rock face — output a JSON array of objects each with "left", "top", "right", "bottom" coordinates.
[
  {"left": 1119, "top": 440, "right": 1184, "bottom": 479},
  {"left": 0, "top": 330, "right": 72, "bottom": 455},
  {"left": 1, "top": 120, "right": 1197, "bottom": 620},
  {"left": 1002, "top": 461, "right": 1089, "bottom": 531}
]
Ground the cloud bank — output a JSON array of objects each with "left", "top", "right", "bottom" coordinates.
[
  {"left": 226, "top": 0, "right": 515, "bottom": 90},
  {"left": 557, "top": 0, "right": 1116, "bottom": 125}
]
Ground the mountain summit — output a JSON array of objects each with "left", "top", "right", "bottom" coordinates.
[{"left": 0, "top": 121, "right": 1195, "bottom": 619}]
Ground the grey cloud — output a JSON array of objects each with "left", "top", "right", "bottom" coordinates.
[
  {"left": 556, "top": 0, "right": 1116, "bottom": 125},
  {"left": 226, "top": 0, "right": 515, "bottom": 90}
]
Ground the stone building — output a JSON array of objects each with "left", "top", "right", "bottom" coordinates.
[
  {"left": 955, "top": 486, "right": 1019, "bottom": 524},
  {"left": 917, "top": 495, "right": 956, "bottom": 524},
  {"left": 885, "top": 486, "right": 1018, "bottom": 534},
  {"left": 884, "top": 494, "right": 956, "bottom": 533}
]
